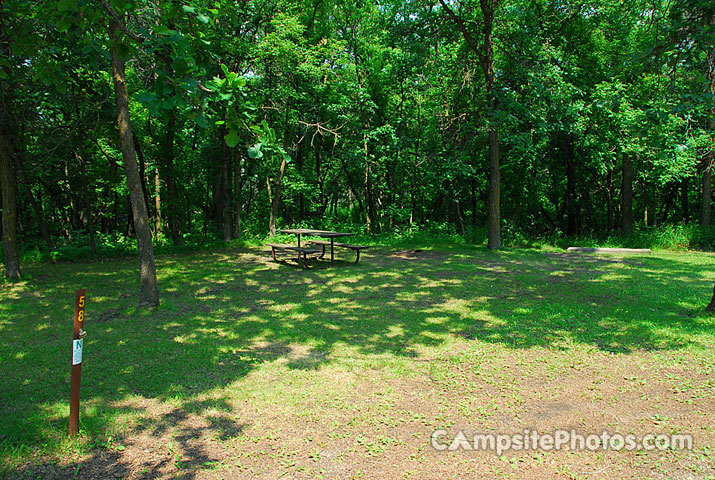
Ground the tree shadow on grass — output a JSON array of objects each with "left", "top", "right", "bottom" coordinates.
[
  {"left": 1, "top": 247, "right": 714, "bottom": 476},
  {"left": 12, "top": 404, "right": 245, "bottom": 479}
]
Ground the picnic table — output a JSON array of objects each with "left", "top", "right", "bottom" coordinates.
[{"left": 266, "top": 229, "right": 368, "bottom": 267}]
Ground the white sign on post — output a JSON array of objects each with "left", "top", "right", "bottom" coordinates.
[{"left": 72, "top": 338, "right": 83, "bottom": 365}]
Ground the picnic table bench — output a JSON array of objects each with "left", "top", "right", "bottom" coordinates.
[
  {"left": 265, "top": 243, "right": 321, "bottom": 268},
  {"left": 308, "top": 240, "right": 369, "bottom": 263},
  {"left": 270, "top": 228, "right": 370, "bottom": 266}
]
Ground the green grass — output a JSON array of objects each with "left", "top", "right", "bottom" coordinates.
[{"left": 1, "top": 244, "right": 714, "bottom": 477}]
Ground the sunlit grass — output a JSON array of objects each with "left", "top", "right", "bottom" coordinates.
[{"left": 1, "top": 245, "right": 714, "bottom": 475}]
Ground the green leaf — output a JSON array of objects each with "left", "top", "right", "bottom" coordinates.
[
  {"left": 197, "top": 14, "right": 210, "bottom": 24},
  {"left": 58, "top": 0, "right": 77, "bottom": 11},
  {"left": 224, "top": 129, "right": 241, "bottom": 148},
  {"left": 248, "top": 143, "right": 263, "bottom": 159},
  {"left": 194, "top": 113, "right": 209, "bottom": 129},
  {"left": 182, "top": 5, "right": 196, "bottom": 13}
]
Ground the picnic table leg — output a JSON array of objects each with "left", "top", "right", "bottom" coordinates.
[
  {"left": 355, "top": 249, "right": 361, "bottom": 263},
  {"left": 271, "top": 246, "right": 277, "bottom": 261},
  {"left": 331, "top": 237, "right": 334, "bottom": 266},
  {"left": 319, "top": 244, "right": 326, "bottom": 259},
  {"left": 297, "top": 234, "right": 301, "bottom": 248},
  {"left": 300, "top": 251, "right": 310, "bottom": 269}
]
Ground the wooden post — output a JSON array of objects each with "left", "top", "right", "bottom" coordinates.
[{"left": 69, "top": 289, "right": 87, "bottom": 436}]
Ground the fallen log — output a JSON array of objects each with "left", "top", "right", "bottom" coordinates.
[{"left": 566, "top": 247, "right": 652, "bottom": 254}]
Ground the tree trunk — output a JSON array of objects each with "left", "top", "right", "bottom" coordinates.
[
  {"left": 221, "top": 141, "right": 232, "bottom": 242},
  {"left": 164, "top": 110, "right": 182, "bottom": 245},
  {"left": 681, "top": 177, "right": 690, "bottom": 223},
  {"left": 705, "top": 42, "right": 714, "bottom": 227},
  {"left": 269, "top": 156, "right": 286, "bottom": 237},
  {"left": 650, "top": 182, "right": 660, "bottom": 227},
  {"left": 621, "top": 152, "right": 634, "bottom": 235},
  {"left": 607, "top": 167, "right": 614, "bottom": 234},
  {"left": 154, "top": 165, "right": 162, "bottom": 235},
  {"left": 16, "top": 151, "right": 52, "bottom": 252},
  {"left": 707, "top": 284, "right": 715, "bottom": 312},
  {"left": 109, "top": 19, "right": 159, "bottom": 307},
  {"left": 233, "top": 154, "right": 243, "bottom": 240},
  {"left": 363, "top": 136, "right": 374, "bottom": 234},
  {"left": 0, "top": 89, "right": 21, "bottom": 280},
  {"left": 63, "top": 158, "right": 79, "bottom": 231},
  {"left": 296, "top": 141, "right": 304, "bottom": 220},
  {"left": 132, "top": 133, "right": 150, "bottom": 220},
  {"left": 486, "top": 127, "right": 501, "bottom": 247},
  {"left": 702, "top": 120, "right": 713, "bottom": 226},
  {"left": 564, "top": 139, "right": 578, "bottom": 236},
  {"left": 74, "top": 97, "right": 97, "bottom": 255},
  {"left": 643, "top": 179, "right": 649, "bottom": 227},
  {"left": 660, "top": 185, "right": 676, "bottom": 223},
  {"left": 481, "top": 0, "right": 501, "bottom": 249},
  {"left": 78, "top": 152, "right": 97, "bottom": 255}
]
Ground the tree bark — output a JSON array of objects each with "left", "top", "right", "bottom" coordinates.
[
  {"left": 163, "top": 110, "right": 182, "bottom": 245},
  {"left": 221, "top": 139, "right": 232, "bottom": 242},
  {"left": 643, "top": 179, "right": 650, "bottom": 227},
  {"left": 269, "top": 156, "right": 286, "bottom": 237},
  {"left": 233, "top": 154, "right": 244, "bottom": 240},
  {"left": 564, "top": 138, "right": 578, "bottom": 236},
  {"left": 707, "top": 284, "right": 715, "bottom": 312},
  {"left": 363, "top": 136, "right": 374, "bottom": 234},
  {"left": 621, "top": 152, "right": 634, "bottom": 235},
  {"left": 606, "top": 166, "right": 614, "bottom": 233},
  {"left": 73, "top": 96, "right": 97, "bottom": 255},
  {"left": 132, "top": 133, "right": 151, "bottom": 219},
  {"left": 16, "top": 149, "right": 52, "bottom": 252},
  {"left": 482, "top": 0, "right": 501, "bottom": 249},
  {"left": 63, "top": 158, "right": 79, "bottom": 231},
  {"left": 705, "top": 39, "right": 714, "bottom": 227},
  {"left": 154, "top": 165, "right": 162, "bottom": 235},
  {"left": 109, "top": 19, "right": 159, "bottom": 307},
  {"left": 681, "top": 177, "right": 690, "bottom": 223},
  {"left": 486, "top": 127, "right": 501, "bottom": 247},
  {"left": 0, "top": 88, "right": 21, "bottom": 280},
  {"left": 78, "top": 151, "right": 97, "bottom": 255},
  {"left": 703, "top": 155, "right": 713, "bottom": 227},
  {"left": 702, "top": 119, "right": 713, "bottom": 227}
]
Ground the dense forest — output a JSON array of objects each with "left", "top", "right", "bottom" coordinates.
[{"left": 1, "top": 0, "right": 714, "bottom": 298}]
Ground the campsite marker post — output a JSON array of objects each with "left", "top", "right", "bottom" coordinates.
[{"left": 69, "top": 289, "right": 87, "bottom": 436}]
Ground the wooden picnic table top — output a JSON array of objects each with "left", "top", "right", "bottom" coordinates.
[{"left": 280, "top": 228, "right": 355, "bottom": 238}]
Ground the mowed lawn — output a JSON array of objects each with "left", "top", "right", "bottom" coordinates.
[{"left": 1, "top": 245, "right": 714, "bottom": 479}]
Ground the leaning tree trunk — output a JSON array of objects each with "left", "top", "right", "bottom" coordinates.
[
  {"left": 109, "top": 19, "right": 159, "bottom": 307},
  {"left": 621, "top": 152, "right": 634, "bottom": 235}
]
